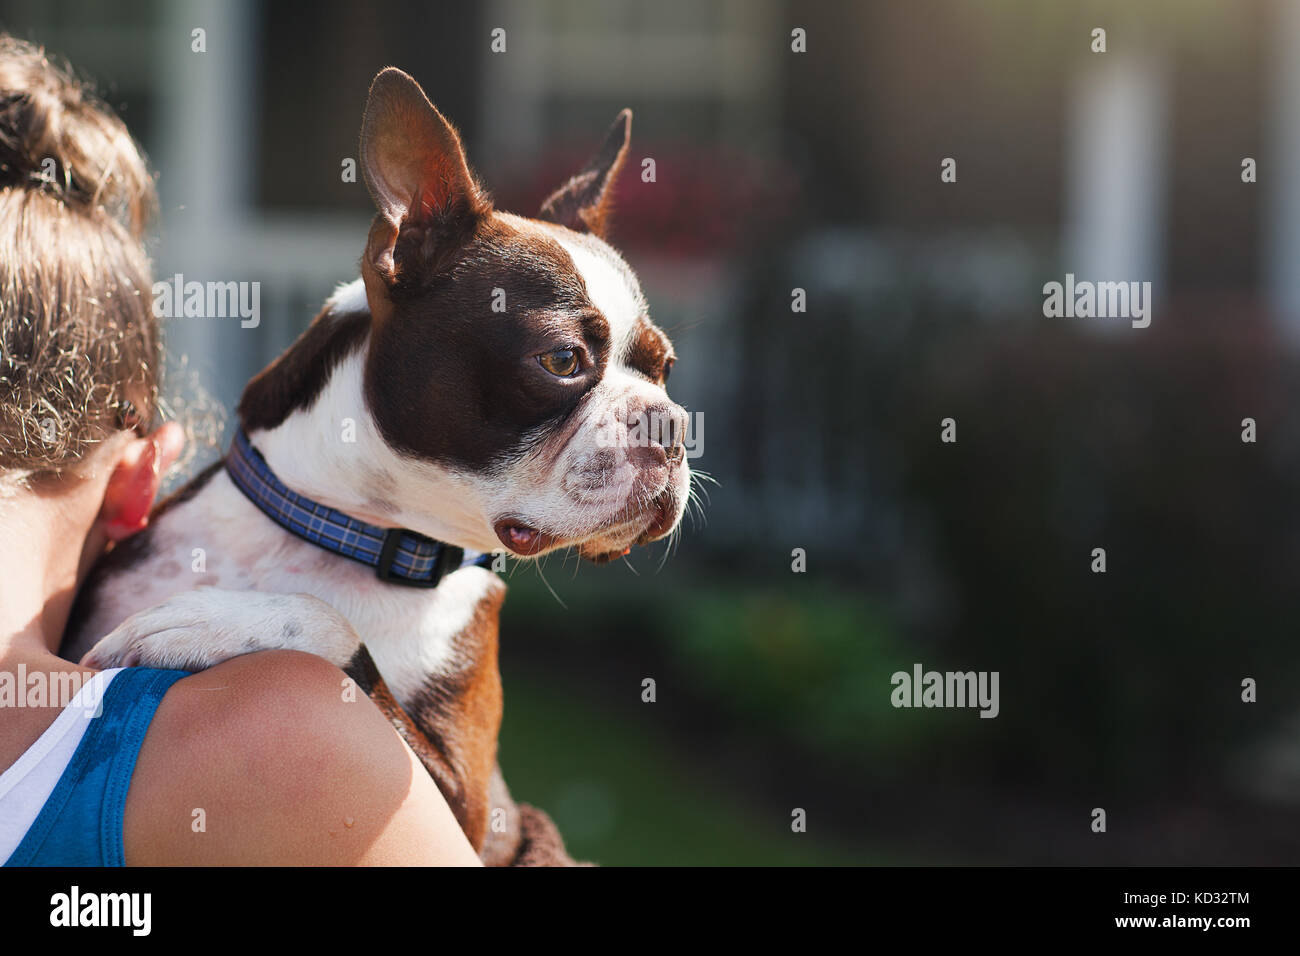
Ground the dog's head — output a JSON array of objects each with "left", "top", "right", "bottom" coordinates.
[{"left": 342, "top": 68, "right": 688, "bottom": 562}]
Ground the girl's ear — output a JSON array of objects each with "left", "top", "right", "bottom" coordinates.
[{"left": 98, "top": 422, "right": 185, "bottom": 541}]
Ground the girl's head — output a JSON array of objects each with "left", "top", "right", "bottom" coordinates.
[
  {"left": 0, "top": 35, "right": 180, "bottom": 544},
  {"left": 0, "top": 34, "right": 161, "bottom": 484}
]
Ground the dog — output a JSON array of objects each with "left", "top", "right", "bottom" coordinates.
[{"left": 64, "top": 67, "right": 692, "bottom": 866}]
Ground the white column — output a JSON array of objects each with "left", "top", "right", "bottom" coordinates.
[
  {"left": 1267, "top": 0, "right": 1300, "bottom": 344},
  {"left": 152, "top": 0, "right": 257, "bottom": 408},
  {"left": 1063, "top": 50, "right": 1168, "bottom": 322}
]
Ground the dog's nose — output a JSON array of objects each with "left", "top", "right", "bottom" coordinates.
[{"left": 640, "top": 402, "right": 688, "bottom": 462}]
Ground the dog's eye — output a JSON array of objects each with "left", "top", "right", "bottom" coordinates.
[
  {"left": 661, "top": 359, "right": 674, "bottom": 385},
  {"left": 538, "top": 348, "right": 580, "bottom": 377}
]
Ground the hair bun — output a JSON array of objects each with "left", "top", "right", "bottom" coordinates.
[{"left": 0, "top": 36, "right": 153, "bottom": 235}]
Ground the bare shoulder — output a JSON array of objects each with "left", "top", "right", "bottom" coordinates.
[{"left": 123, "top": 650, "right": 480, "bottom": 866}]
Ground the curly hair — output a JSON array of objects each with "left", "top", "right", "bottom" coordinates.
[{"left": 0, "top": 34, "right": 159, "bottom": 482}]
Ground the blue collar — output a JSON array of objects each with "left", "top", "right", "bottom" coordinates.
[{"left": 224, "top": 428, "right": 493, "bottom": 587}]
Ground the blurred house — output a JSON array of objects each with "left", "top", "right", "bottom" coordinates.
[{"left": 0, "top": 0, "right": 1291, "bottom": 572}]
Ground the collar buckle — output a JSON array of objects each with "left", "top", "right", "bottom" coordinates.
[{"left": 376, "top": 528, "right": 464, "bottom": 588}]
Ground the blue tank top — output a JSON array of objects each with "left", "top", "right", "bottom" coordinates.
[{"left": 4, "top": 667, "right": 189, "bottom": 867}]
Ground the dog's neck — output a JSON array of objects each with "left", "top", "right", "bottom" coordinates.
[{"left": 240, "top": 282, "right": 500, "bottom": 555}]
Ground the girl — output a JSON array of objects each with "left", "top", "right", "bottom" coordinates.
[{"left": 0, "top": 35, "right": 477, "bottom": 866}]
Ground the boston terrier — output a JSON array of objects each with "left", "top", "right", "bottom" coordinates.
[{"left": 64, "top": 67, "right": 692, "bottom": 866}]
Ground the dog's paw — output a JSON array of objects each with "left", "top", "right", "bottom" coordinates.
[{"left": 80, "top": 588, "right": 363, "bottom": 672}]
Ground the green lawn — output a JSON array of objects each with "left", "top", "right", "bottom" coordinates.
[{"left": 498, "top": 670, "right": 879, "bottom": 866}]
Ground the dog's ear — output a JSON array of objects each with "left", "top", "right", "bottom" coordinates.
[
  {"left": 360, "top": 67, "right": 487, "bottom": 280},
  {"left": 538, "top": 109, "right": 631, "bottom": 238}
]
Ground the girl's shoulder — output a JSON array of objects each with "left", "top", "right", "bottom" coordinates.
[{"left": 124, "top": 650, "right": 471, "bottom": 865}]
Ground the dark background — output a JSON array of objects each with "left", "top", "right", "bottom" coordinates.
[{"left": 5, "top": 0, "right": 1300, "bottom": 863}]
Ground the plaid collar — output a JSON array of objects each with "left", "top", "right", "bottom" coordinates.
[{"left": 225, "top": 428, "right": 493, "bottom": 587}]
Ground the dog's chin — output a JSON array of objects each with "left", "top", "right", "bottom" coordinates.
[
  {"left": 495, "top": 489, "right": 683, "bottom": 563},
  {"left": 577, "top": 487, "right": 685, "bottom": 563}
]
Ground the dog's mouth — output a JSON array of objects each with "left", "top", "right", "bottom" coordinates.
[
  {"left": 494, "top": 489, "right": 680, "bottom": 561},
  {"left": 492, "top": 519, "right": 560, "bottom": 557},
  {"left": 635, "top": 490, "right": 680, "bottom": 543}
]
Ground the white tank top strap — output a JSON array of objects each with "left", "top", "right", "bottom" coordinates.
[{"left": 0, "top": 668, "right": 123, "bottom": 864}]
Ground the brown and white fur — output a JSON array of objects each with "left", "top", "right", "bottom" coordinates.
[{"left": 63, "top": 68, "right": 691, "bottom": 865}]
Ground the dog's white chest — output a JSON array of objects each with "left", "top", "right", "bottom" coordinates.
[{"left": 74, "top": 470, "right": 501, "bottom": 706}]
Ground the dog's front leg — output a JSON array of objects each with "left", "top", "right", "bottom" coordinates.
[
  {"left": 80, "top": 588, "right": 362, "bottom": 672},
  {"left": 339, "top": 642, "right": 490, "bottom": 851}
]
